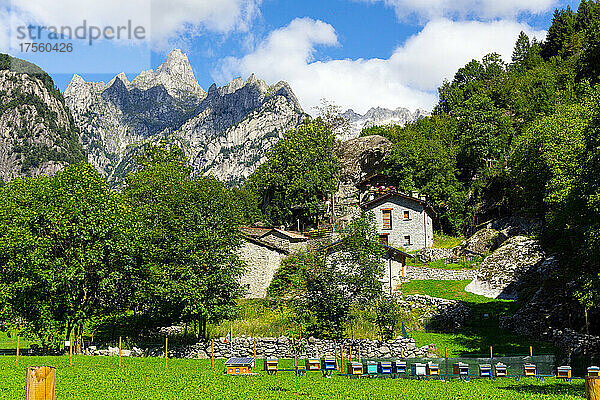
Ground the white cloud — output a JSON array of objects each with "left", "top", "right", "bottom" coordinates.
[
  {"left": 1, "top": 0, "right": 261, "bottom": 51},
  {"left": 215, "top": 17, "right": 546, "bottom": 114},
  {"left": 357, "top": 0, "right": 557, "bottom": 21}
]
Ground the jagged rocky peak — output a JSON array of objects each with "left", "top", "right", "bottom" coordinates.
[
  {"left": 340, "top": 106, "right": 430, "bottom": 140},
  {"left": 130, "top": 48, "right": 205, "bottom": 99},
  {"left": 106, "top": 72, "right": 130, "bottom": 89}
]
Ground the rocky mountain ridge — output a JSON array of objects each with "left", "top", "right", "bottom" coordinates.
[
  {"left": 0, "top": 54, "right": 85, "bottom": 181},
  {"left": 64, "top": 49, "right": 305, "bottom": 186},
  {"left": 340, "top": 106, "right": 429, "bottom": 140}
]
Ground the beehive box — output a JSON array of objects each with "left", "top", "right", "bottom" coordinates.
[
  {"left": 495, "top": 363, "right": 508, "bottom": 377},
  {"left": 411, "top": 363, "right": 426, "bottom": 376},
  {"left": 225, "top": 357, "right": 255, "bottom": 375},
  {"left": 394, "top": 360, "right": 407, "bottom": 374},
  {"left": 588, "top": 366, "right": 600, "bottom": 377},
  {"left": 524, "top": 363, "right": 537, "bottom": 377},
  {"left": 427, "top": 363, "right": 439, "bottom": 376},
  {"left": 453, "top": 363, "right": 469, "bottom": 376},
  {"left": 348, "top": 361, "right": 364, "bottom": 375},
  {"left": 479, "top": 364, "right": 492, "bottom": 378},
  {"left": 322, "top": 357, "right": 337, "bottom": 371},
  {"left": 557, "top": 366, "right": 572, "bottom": 379},
  {"left": 365, "top": 361, "right": 378, "bottom": 375},
  {"left": 264, "top": 358, "right": 278, "bottom": 372},
  {"left": 305, "top": 358, "right": 320, "bottom": 371},
  {"left": 379, "top": 361, "right": 393, "bottom": 375}
]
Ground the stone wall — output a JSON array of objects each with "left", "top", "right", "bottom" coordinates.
[
  {"left": 86, "top": 336, "right": 432, "bottom": 359},
  {"left": 237, "top": 240, "right": 287, "bottom": 298},
  {"left": 399, "top": 294, "right": 471, "bottom": 330},
  {"left": 403, "top": 266, "right": 477, "bottom": 281}
]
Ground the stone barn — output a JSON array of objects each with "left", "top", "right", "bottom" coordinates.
[{"left": 237, "top": 227, "right": 309, "bottom": 298}]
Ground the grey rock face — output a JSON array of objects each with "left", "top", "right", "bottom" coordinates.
[
  {"left": 465, "top": 236, "right": 556, "bottom": 299},
  {"left": 340, "top": 107, "right": 429, "bottom": 140},
  {"left": 64, "top": 49, "right": 305, "bottom": 186},
  {"left": 0, "top": 69, "right": 85, "bottom": 181}
]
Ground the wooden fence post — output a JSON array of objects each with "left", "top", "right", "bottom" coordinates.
[
  {"left": 119, "top": 336, "right": 122, "bottom": 367},
  {"left": 334, "top": 342, "right": 338, "bottom": 370},
  {"left": 341, "top": 345, "right": 344, "bottom": 373},
  {"left": 529, "top": 346, "right": 533, "bottom": 358},
  {"left": 586, "top": 377, "right": 600, "bottom": 400},
  {"left": 69, "top": 333, "right": 73, "bottom": 366},
  {"left": 26, "top": 366, "right": 55, "bottom": 400},
  {"left": 16, "top": 336, "right": 19, "bottom": 367},
  {"left": 165, "top": 337, "right": 168, "bottom": 368},
  {"left": 211, "top": 339, "right": 214, "bottom": 369},
  {"left": 254, "top": 340, "right": 256, "bottom": 360}
]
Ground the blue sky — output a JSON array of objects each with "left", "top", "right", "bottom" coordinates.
[{"left": 1, "top": 0, "right": 583, "bottom": 113}]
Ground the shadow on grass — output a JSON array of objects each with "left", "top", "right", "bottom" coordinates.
[
  {"left": 501, "top": 382, "right": 585, "bottom": 397},
  {"left": 426, "top": 300, "right": 558, "bottom": 357}
]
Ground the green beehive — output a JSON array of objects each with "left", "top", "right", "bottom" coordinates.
[{"left": 366, "top": 361, "right": 378, "bottom": 375}]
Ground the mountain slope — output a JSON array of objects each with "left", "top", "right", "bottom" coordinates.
[
  {"left": 65, "top": 49, "right": 305, "bottom": 186},
  {"left": 341, "top": 107, "right": 429, "bottom": 140},
  {"left": 0, "top": 54, "right": 85, "bottom": 181}
]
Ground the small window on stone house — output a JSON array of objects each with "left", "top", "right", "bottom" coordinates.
[
  {"left": 379, "top": 234, "right": 389, "bottom": 246},
  {"left": 382, "top": 209, "right": 392, "bottom": 230},
  {"left": 404, "top": 210, "right": 410, "bottom": 220},
  {"left": 404, "top": 235, "right": 411, "bottom": 246}
]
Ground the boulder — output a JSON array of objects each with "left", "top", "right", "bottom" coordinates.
[
  {"left": 465, "top": 236, "right": 553, "bottom": 299},
  {"left": 462, "top": 228, "right": 500, "bottom": 256}
]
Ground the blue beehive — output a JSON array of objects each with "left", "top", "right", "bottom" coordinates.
[
  {"left": 394, "top": 360, "right": 407, "bottom": 374},
  {"left": 379, "top": 361, "right": 393, "bottom": 374},
  {"left": 366, "top": 361, "right": 378, "bottom": 375},
  {"left": 321, "top": 357, "right": 337, "bottom": 371},
  {"left": 479, "top": 364, "right": 492, "bottom": 378}
]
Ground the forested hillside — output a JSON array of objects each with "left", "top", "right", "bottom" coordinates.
[{"left": 360, "top": 1, "right": 600, "bottom": 333}]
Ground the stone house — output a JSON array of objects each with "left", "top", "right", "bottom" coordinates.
[
  {"left": 358, "top": 174, "right": 435, "bottom": 250},
  {"left": 237, "top": 227, "right": 309, "bottom": 298},
  {"left": 317, "top": 239, "right": 414, "bottom": 294}
]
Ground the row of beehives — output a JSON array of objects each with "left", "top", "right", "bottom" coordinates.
[
  {"left": 344, "top": 361, "right": 600, "bottom": 379},
  {"left": 227, "top": 356, "right": 600, "bottom": 379}
]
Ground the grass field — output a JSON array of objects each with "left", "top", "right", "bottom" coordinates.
[
  {"left": 0, "top": 356, "right": 585, "bottom": 399},
  {"left": 400, "top": 280, "right": 492, "bottom": 303}
]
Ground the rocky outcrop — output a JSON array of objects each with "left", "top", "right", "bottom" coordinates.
[
  {"left": 462, "top": 228, "right": 500, "bottom": 256},
  {"left": 0, "top": 56, "right": 85, "bottom": 181},
  {"left": 340, "top": 107, "right": 429, "bottom": 140},
  {"left": 417, "top": 248, "right": 456, "bottom": 263},
  {"left": 333, "top": 135, "right": 393, "bottom": 223},
  {"left": 465, "top": 236, "right": 557, "bottom": 299},
  {"left": 398, "top": 294, "right": 471, "bottom": 331},
  {"left": 64, "top": 49, "right": 305, "bottom": 186}
]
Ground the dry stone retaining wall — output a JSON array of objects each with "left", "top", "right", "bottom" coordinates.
[
  {"left": 86, "top": 336, "right": 431, "bottom": 359},
  {"left": 404, "top": 266, "right": 477, "bottom": 281}
]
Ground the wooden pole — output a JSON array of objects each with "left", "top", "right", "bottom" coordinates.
[
  {"left": 334, "top": 342, "right": 338, "bottom": 370},
  {"left": 165, "top": 337, "right": 168, "bottom": 368},
  {"left": 358, "top": 344, "right": 361, "bottom": 362},
  {"left": 587, "top": 377, "right": 600, "bottom": 400},
  {"left": 294, "top": 351, "right": 297, "bottom": 368},
  {"left": 26, "top": 366, "right": 56, "bottom": 400},
  {"left": 211, "top": 339, "right": 214, "bottom": 369},
  {"left": 529, "top": 346, "right": 533, "bottom": 358},
  {"left": 349, "top": 345, "right": 352, "bottom": 362},
  {"left": 69, "top": 332, "right": 73, "bottom": 366},
  {"left": 341, "top": 345, "right": 344, "bottom": 373},
  {"left": 254, "top": 340, "right": 256, "bottom": 360},
  {"left": 119, "top": 336, "right": 122, "bottom": 367},
  {"left": 16, "top": 336, "right": 19, "bottom": 367},
  {"left": 490, "top": 346, "right": 493, "bottom": 361},
  {"left": 401, "top": 347, "right": 404, "bottom": 358}
]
